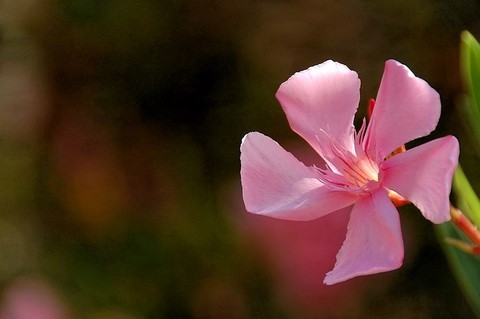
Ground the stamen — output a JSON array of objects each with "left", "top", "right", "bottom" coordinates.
[{"left": 315, "top": 129, "right": 379, "bottom": 193}]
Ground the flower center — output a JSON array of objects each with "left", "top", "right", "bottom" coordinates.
[
  {"left": 315, "top": 117, "right": 409, "bottom": 205},
  {"left": 316, "top": 120, "right": 380, "bottom": 193},
  {"left": 341, "top": 155, "right": 379, "bottom": 187},
  {"left": 318, "top": 145, "right": 379, "bottom": 193}
]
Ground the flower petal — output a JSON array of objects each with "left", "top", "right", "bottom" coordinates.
[
  {"left": 381, "top": 136, "right": 459, "bottom": 224},
  {"left": 276, "top": 60, "right": 360, "bottom": 155},
  {"left": 324, "top": 189, "right": 404, "bottom": 285},
  {"left": 365, "top": 60, "right": 441, "bottom": 161},
  {"left": 240, "top": 132, "right": 358, "bottom": 221}
]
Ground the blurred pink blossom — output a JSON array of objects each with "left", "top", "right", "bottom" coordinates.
[
  {"left": 0, "top": 277, "right": 70, "bottom": 319},
  {"left": 240, "top": 60, "right": 459, "bottom": 284},
  {"left": 236, "top": 201, "right": 367, "bottom": 317}
]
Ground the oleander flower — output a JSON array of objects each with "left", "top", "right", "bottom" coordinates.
[{"left": 240, "top": 60, "right": 459, "bottom": 285}]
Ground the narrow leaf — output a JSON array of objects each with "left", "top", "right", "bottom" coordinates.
[
  {"left": 460, "top": 31, "right": 480, "bottom": 146},
  {"left": 453, "top": 166, "right": 480, "bottom": 226},
  {"left": 436, "top": 222, "right": 480, "bottom": 318}
]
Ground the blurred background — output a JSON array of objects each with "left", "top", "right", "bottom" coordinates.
[{"left": 0, "top": 0, "right": 479, "bottom": 318}]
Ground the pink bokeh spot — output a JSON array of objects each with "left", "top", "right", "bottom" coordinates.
[
  {"left": 0, "top": 277, "right": 70, "bottom": 319},
  {"left": 240, "top": 59, "right": 459, "bottom": 284},
  {"left": 238, "top": 204, "right": 366, "bottom": 316}
]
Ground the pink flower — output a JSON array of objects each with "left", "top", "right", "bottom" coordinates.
[{"left": 240, "top": 60, "right": 459, "bottom": 285}]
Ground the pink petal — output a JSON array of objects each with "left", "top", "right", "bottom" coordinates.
[
  {"left": 365, "top": 60, "right": 441, "bottom": 161},
  {"left": 240, "top": 132, "right": 358, "bottom": 221},
  {"left": 381, "top": 136, "right": 459, "bottom": 224},
  {"left": 276, "top": 60, "right": 360, "bottom": 155},
  {"left": 324, "top": 189, "right": 404, "bottom": 285}
]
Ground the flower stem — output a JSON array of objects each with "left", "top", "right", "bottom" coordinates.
[
  {"left": 450, "top": 205, "right": 480, "bottom": 248},
  {"left": 445, "top": 237, "right": 480, "bottom": 255}
]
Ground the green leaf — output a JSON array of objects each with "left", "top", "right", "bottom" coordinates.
[
  {"left": 442, "top": 165, "right": 480, "bottom": 317},
  {"left": 460, "top": 31, "right": 480, "bottom": 145},
  {"left": 461, "top": 31, "right": 480, "bottom": 107},
  {"left": 453, "top": 166, "right": 480, "bottom": 226},
  {"left": 436, "top": 222, "right": 480, "bottom": 318},
  {"left": 437, "top": 31, "right": 480, "bottom": 318}
]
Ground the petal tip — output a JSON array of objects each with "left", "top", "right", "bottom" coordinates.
[{"left": 323, "top": 258, "right": 403, "bottom": 285}]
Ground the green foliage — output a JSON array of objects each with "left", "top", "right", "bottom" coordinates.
[
  {"left": 438, "top": 166, "right": 480, "bottom": 317},
  {"left": 437, "top": 221, "right": 480, "bottom": 318},
  {"left": 460, "top": 31, "right": 480, "bottom": 147},
  {"left": 453, "top": 166, "right": 480, "bottom": 226},
  {"left": 437, "top": 31, "right": 480, "bottom": 318}
]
